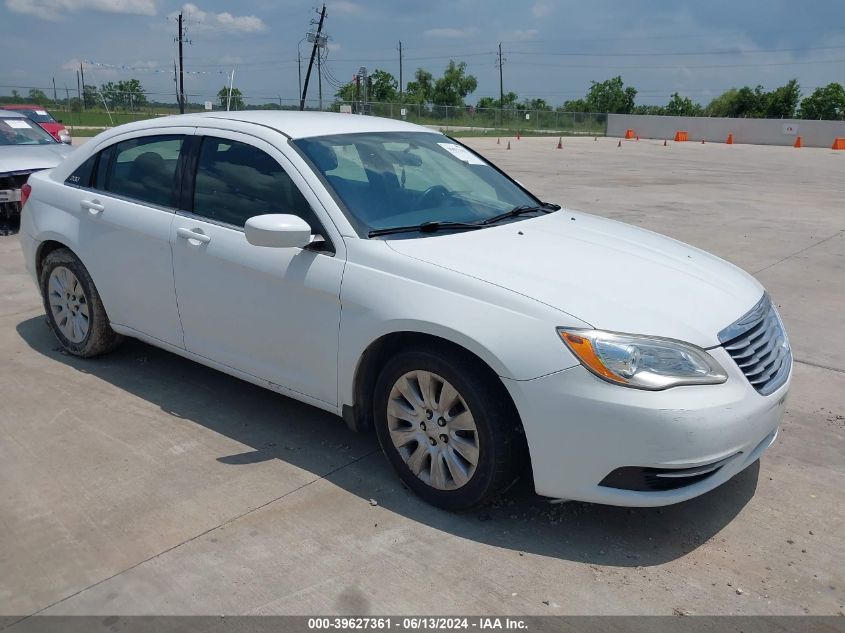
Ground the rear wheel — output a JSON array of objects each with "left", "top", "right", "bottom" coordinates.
[
  {"left": 40, "top": 248, "right": 122, "bottom": 357},
  {"left": 374, "top": 347, "right": 526, "bottom": 511}
]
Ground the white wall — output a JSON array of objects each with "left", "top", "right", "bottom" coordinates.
[{"left": 608, "top": 114, "right": 845, "bottom": 148}]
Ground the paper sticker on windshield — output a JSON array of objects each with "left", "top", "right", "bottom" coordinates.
[
  {"left": 35, "top": 110, "right": 48, "bottom": 116},
  {"left": 437, "top": 142, "right": 485, "bottom": 165},
  {"left": 5, "top": 120, "right": 32, "bottom": 129}
]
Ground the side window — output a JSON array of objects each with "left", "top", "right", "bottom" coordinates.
[
  {"left": 65, "top": 154, "right": 97, "bottom": 187},
  {"left": 192, "top": 137, "right": 316, "bottom": 230},
  {"left": 106, "top": 135, "right": 184, "bottom": 207}
]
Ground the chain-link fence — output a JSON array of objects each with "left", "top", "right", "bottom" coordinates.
[{"left": 0, "top": 86, "right": 607, "bottom": 136}]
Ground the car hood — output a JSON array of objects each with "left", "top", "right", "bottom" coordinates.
[
  {"left": 0, "top": 144, "right": 72, "bottom": 175},
  {"left": 385, "top": 210, "right": 764, "bottom": 347}
]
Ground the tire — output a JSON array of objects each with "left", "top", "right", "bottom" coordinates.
[
  {"left": 373, "top": 346, "right": 527, "bottom": 511},
  {"left": 39, "top": 248, "right": 122, "bottom": 357}
]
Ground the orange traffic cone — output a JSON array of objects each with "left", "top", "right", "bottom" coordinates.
[
  {"left": 636, "top": 135, "right": 639, "bottom": 141},
  {"left": 794, "top": 136, "right": 802, "bottom": 148},
  {"left": 557, "top": 137, "right": 563, "bottom": 149},
  {"left": 726, "top": 133, "right": 734, "bottom": 144},
  {"left": 507, "top": 141, "right": 511, "bottom": 150},
  {"left": 624, "top": 129, "right": 635, "bottom": 139}
]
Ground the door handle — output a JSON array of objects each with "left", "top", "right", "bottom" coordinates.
[
  {"left": 176, "top": 227, "right": 211, "bottom": 244},
  {"left": 80, "top": 199, "right": 104, "bottom": 214}
]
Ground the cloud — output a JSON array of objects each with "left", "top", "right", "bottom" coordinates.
[
  {"left": 5, "top": 0, "right": 156, "bottom": 19},
  {"left": 178, "top": 3, "right": 266, "bottom": 33},
  {"left": 331, "top": 1, "right": 362, "bottom": 14},
  {"left": 531, "top": 2, "right": 553, "bottom": 18},
  {"left": 502, "top": 28, "right": 538, "bottom": 42},
  {"left": 423, "top": 27, "right": 477, "bottom": 38}
]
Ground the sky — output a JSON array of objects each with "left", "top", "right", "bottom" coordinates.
[{"left": 2, "top": 0, "right": 844, "bottom": 108}]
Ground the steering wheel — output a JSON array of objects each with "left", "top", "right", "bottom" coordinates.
[{"left": 415, "top": 185, "right": 451, "bottom": 210}]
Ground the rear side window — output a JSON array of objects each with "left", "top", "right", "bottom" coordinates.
[
  {"left": 65, "top": 154, "right": 98, "bottom": 187},
  {"left": 106, "top": 135, "right": 184, "bottom": 208},
  {"left": 192, "top": 137, "right": 316, "bottom": 229}
]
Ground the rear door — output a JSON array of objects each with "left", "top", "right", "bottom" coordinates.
[
  {"left": 68, "top": 129, "right": 191, "bottom": 348},
  {"left": 170, "top": 129, "right": 344, "bottom": 405}
]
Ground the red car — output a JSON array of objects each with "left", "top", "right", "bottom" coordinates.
[{"left": 1, "top": 105, "right": 71, "bottom": 144}]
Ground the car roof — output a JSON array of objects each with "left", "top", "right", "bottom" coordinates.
[
  {"left": 107, "top": 110, "right": 440, "bottom": 140},
  {"left": 1, "top": 105, "right": 42, "bottom": 110},
  {"left": 0, "top": 110, "right": 28, "bottom": 118}
]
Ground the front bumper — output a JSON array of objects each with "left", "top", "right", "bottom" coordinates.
[{"left": 503, "top": 346, "right": 789, "bottom": 506}]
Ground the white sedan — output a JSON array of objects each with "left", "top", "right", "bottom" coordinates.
[{"left": 19, "top": 112, "right": 791, "bottom": 510}]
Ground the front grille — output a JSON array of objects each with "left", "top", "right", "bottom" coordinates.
[
  {"left": 718, "top": 294, "right": 791, "bottom": 396},
  {"left": 0, "top": 170, "right": 35, "bottom": 236}
]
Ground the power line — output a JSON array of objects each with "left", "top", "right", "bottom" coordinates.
[
  {"left": 507, "top": 44, "right": 845, "bottom": 58},
  {"left": 506, "top": 58, "right": 845, "bottom": 70}
]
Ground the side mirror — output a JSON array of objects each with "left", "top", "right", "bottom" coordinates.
[{"left": 244, "top": 214, "right": 312, "bottom": 248}]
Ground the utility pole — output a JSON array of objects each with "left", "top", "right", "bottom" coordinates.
[
  {"left": 300, "top": 3, "right": 327, "bottom": 111},
  {"left": 52, "top": 77, "right": 57, "bottom": 103},
  {"left": 75, "top": 72, "right": 80, "bottom": 105},
  {"left": 297, "top": 49, "right": 302, "bottom": 103},
  {"left": 173, "top": 61, "right": 179, "bottom": 107},
  {"left": 317, "top": 45, "right": 323, "bottom": 110},
  {"left": 177, "top": 11, "right": 186, "bottom": 113},
  {"left": 497, "top": 42, "right": 504, "bottom": 111},
  {"left": 79, "top": 62, "right": 86, "bottom": 110},
  {"left": 398, "top": 40, "right": 403, "bottom": 101}
]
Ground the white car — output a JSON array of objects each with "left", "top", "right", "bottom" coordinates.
[{"left": 19, "top": 112, "right": 791, "bottom": 510}]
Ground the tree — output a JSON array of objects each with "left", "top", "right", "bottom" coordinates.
[
  {"left": 431, "top": 60, "right": 478, "bottom": 106},
  {"left": 28, "top": 88, "right": 49, "bottom": 105},
  {"left": 405, "top": 68, "right": 433, "bottom": 104},
  {"left": 520, "top": 97, "right": 551, "bottom": 111},
  {"left": 82, "top": 84, "right": 98, "bottom": 109},
  {"left": 559, "top": 98, "right": 588, "bottom": 113},
  {"left": 117, "top": 79, "right": 148, "bottom": 111},
  {"left": 100, "top": 82, "right": 121, "bottom": 109},
  {"left": 799, "top": 83, "right": 845, "bottom": 120},
  {"left": 704, "top": 88, "right": 739, "bottom": 117},
  {"left": 217, "top": 85, "right": 244, "bottom": 110},
  {"left": 632, "top": 104, "right": 666, "bottom": 115},
  {"left": 765, "top": 79, "right": 800, "bottom": 118},
  {"left": 585, "top": 76, "right": 637, "bottom": 114},
  {"left": 368, "top": 69, "right": 398, "bottom": 102},
  {"left": 664, "top": 92, "right": 702, "bottom": 117},
  {"left": 336, "top": 69, "right": 398, "bottom": 104},
  {"left": 477, "top": 91, "right": 518, "bottom": 110}
]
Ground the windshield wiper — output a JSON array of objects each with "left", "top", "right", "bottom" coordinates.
[
  {"left": 368, "top": 220, "right": 484, "bottom": 238},
  {"left": 480, "top": 202, "right": 561, "bottom": 226}
]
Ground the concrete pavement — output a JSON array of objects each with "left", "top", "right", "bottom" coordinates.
[{"left": 1, "top": 136, "right": 843, "bottom": 617}]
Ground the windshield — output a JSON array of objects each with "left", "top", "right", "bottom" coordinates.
[
  {"left": 0, "top": 117, "right": 57, "bottom": 145},
  {"left": 294, "top": 132, "right": 538, "bottom": 235}
]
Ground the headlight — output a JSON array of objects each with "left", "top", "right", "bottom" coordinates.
[{"left": 558, "top": 328, "right": 727, "bottom": 390}]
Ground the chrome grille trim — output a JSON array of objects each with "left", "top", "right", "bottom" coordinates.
[{"left": 718, "top": 294, "right": 791, "bottom": 396}]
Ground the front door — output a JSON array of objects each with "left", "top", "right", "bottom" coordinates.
[{"left": 170, "top": 130, "right": 344, "bottom": 405}]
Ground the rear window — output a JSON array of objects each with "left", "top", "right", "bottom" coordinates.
[{"left": 20, "top": 109, "right": 56, "bottom": 123}]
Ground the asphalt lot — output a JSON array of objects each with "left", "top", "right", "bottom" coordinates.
[{"left": 1, "top": 136, "right": 843, "bottom": 617}]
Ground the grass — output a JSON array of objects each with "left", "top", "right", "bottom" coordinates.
[{"left": 53, "top": 107, "right": 607, "bottom": 137}]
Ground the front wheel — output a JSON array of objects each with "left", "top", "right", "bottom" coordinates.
[{"left": 374, "top": 348, "right": 526, "bottom": 511}]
